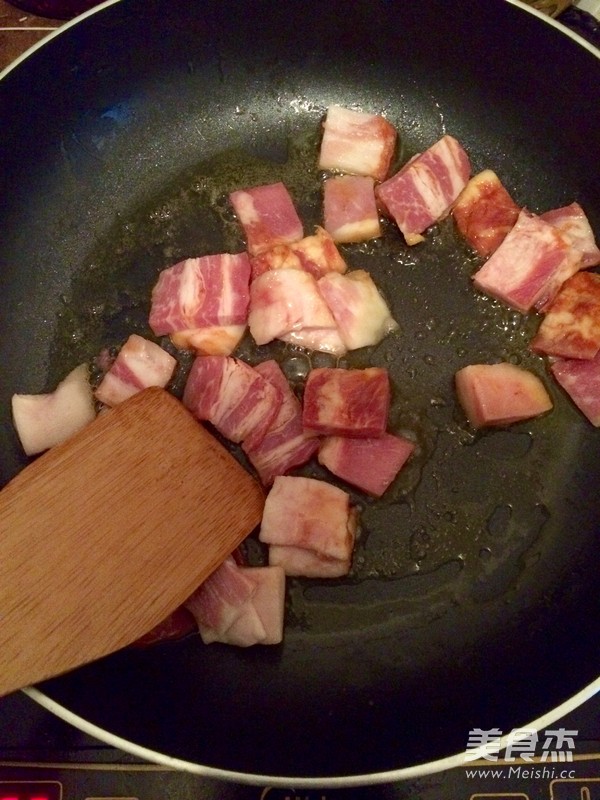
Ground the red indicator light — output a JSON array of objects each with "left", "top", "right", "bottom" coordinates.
[{"left": 0, "top": 784, "right": 60, "bottom": 800}]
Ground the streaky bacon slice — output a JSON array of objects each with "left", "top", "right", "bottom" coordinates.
[
  {"left": 531, "top": 272, "right": 600, "bottom": 360},
  {"left": 170, "top": 324, "right": 246, "bottom": 356},
  {"left": 376, "top": 134, "right": 471, "bottom": 245},
  {"left": 12, "top": 364, "right": 95, "bottom": 456},
  {"left": 268, "top": 545, "right": 351, "bottom": 579},
  {"left": 551, "top": 352, "right": 600, "bottom": 426},
  {"left": 452, "top": 169, "right": 521, "bottom": 257},
  {"left": 318, "top": 105, "right": 397, "bottom": 182},
  {"left": 229, "top": 182, "right": 303, "bottom": 256},
  {"left": 182, "top": 355, "right": 282, "bottom": 449},
  {"left": 323, "top": 175, "right": 381, "bottom": 243},
  {"left": 455, "top": 363, "right": 553, "bottom": 429},
  {"left": 95, "top": 334, "right": 177, "bottom": 407},
  {"left": 317, "top": 269, "right": 398, "bottom": 351},
  {"left": 243, "top": 360, "right": 319, "bottom": 485},
  {"left": 259, "top": 476, "right": 357, "bottom": 578},
  {"left": 132, "top": 607, "right": 197, "bottom": 647},
  {"left": 226, "top": 566, "right": 286, "bottom": 645},
  {"left": 318, "top": 433, "right": 415, "bottom": 497},
  {"left": 472, "top": 209, "right": 583, "bottom": 313},
  {"left": 184, "top": 556, "right": 258, "bottom": 644},
  {"left": 248, "top": 269, "right": 346, "bottom": 355},
  {"left": 540, "top": 202, "right": 600, "bottom": 268},
  {"left": 250, "top": 226, "right": 347, "bottom": 281},
  {"left": 303, "top": 367, "right": 390, "bottom": 438},
  {"left": 149, "top": 253, "right": 251, "bottom": 335}
]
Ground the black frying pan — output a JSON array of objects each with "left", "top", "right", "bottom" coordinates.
[{"left": 1, "top": 0, "right": 600, "bottom": 786}]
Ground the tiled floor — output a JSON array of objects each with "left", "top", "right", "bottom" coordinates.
[{"left": 0, "top": 0, "right": 61, "bottom": 72}]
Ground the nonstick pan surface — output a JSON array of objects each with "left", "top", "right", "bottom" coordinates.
[{"left": 1, "top": 0, "right": 600, "bottom": 785}]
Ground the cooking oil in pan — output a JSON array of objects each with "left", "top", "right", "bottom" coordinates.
[{"left": 48, "top": 125, "right": 579, "bottom": 638}]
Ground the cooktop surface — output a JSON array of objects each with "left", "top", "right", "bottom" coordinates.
[{"left": 1, "top": 687, "right": 600, "bottom": 799}]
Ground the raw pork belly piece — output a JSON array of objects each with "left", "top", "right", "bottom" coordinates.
[
  {"left": 452, "top": 169, "right": 520, "bottom": 257},
  {"left": 149, "top": 253, "right": 251, "bottom": 337},
  {"left": 182, "top": 355, "right": 281, "bottom": 449},
  {"left": 243, "top": 360, "right": 319, "bottom": 485},
  {"left": 317, "top": 270, "right": 398, "bottom": 350},
  {"left": 376, "top": 134, "right": 471, "bottom": 245},
  {"left": 455, "top": 363, "right": 553, "bottom": 429},
  {"left": 170, "top": 324, "right": 246, "bottom": 356},
  {"left": 249, "top": 269, "right": 346, "bottom": 356},
  {"left": 259, "top": 476, "right": 357, "bottom": 578},
  {"left": 250, "top": 226, "right": 347, "bottom": 281},
  {"left": 184, "top": 557, "right": 285, "bottom": 646},
  {"left": 323, "top": 175, "right": 381, "bottom": 243},
  {"left": 12, "top": 364, "right": 95, "bottom": 456},
  {"left": 540, "top": 202, "right": 600, "bottom": 268},
  {"left": 95, "top": 334, "right": 177, "bottom": 407},
  {"left": 551, "top": 353, "right": 600, "bottom": 426},
  {"left": 226, "top": 566, "right": 286, "bottom": 645},
  {"left": 318, "top": 433, "right": 415, "bottom": 497},
  {"left": 229, "top": 182, "right": 303, "bottom": 256},
  {"left": 303, "top": 367, "right": 390, "bottom": 437},
  {"left": 318, "top": 105, "right": 397, "bottom": 182},
  {"left": 472, "top": 209, "right": 583, "bottom": 313},
  {"left": 279, "top": 327, "right": 347, "bottom": 355},
  {"left": 133, "top": 607, "right": 197, "bottom": 647},
  {"left": 531, "top": 272, "right": 600, "bottom": 360}
]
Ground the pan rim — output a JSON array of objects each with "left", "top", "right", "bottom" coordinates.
[
  {"left": 24, "top": 676, "right": 600, "bottom": 786},
  {"left": 3, "top": 0, "right": 600, "bottom": 786},
  {"left": 0, "top": 0, "right": 598, "bottom": 86}
]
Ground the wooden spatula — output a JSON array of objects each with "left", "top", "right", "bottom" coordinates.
[{"left": 0, "top": 387, "right": 264, "bottom": 697}]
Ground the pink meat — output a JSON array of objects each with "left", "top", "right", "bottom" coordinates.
[
  {"left": 229, "top": 182, "right": 304, "bottom": 256},
  {"left": 317, "top": 270, "right": 398, "bottom": 350},
  {"left": 259, "top": 476, "right": 357, "bottom": 578},
  {"left": 318, "top": 433, "right": 415, "bottom": 497},
  {"left": 268, "top": 545, "right": 351, "bottom": 579},
  {"left": 250, "top": 226, "right": 347, "bottom": 281},
  {"left": 226, "top": 566, "right": 286, "bottom": 645},
  {"left": 540, "top": 202, "right": 600, "bottom": 268},
  {"left": 531, "top": 272, "right": 600, "bottom": 360},
  {"left": 472, "top": 209, "right": 584, "bottom": 313},
  {"left": 323, "top": 175, "right": 381, "bottom": 243},
  {"left": 133, "top": 607, "right": 197, "bottom": 647},
  {"left": 243, "top": 360, "right": 319, "bottom": 485},
  {"left": 95, "top": 334, "right": 177, "bottom": 407},
  {"left": 376, "top": 134, "right": 471, "bottom": 245},
  {"left": 11, "top": 364, "right": 96, "bottom": 456},
  {"left": 148, "top": 253, "right": 251, "bottom": 336},
  {"left": 184, "top": 559, "right": 284, "bottom": 647},
  {"left": 302, "top": 367, "right": 390, "bottom": 437},
  {"left": 170, "top": 324, "right": 246, "bottom": 356},
  {"left": 184, "top": 556, "right": 258, "bottom": 644},
  {"left": 551, "top": 352, "right": 600, "bottom": 426},
  {"left": 248, "top": 269, "right": 346, "bottom": 355},
  {"left": 455, "top": 363, "right": 553, "bottom": 429},
  {"left": 452, "top": 169, "right": 521, "bottom": 257},
  {"left": 318, "top": 105, "right": 397, "bottom": 182},
  {"left": 182, "top": 355, "right": 282, "bottom": 449}
]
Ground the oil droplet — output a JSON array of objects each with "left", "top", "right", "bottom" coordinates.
[
  {"left": 430, "top": 396, "right": 447, "bottom": 407},
  {"left": 409, "top": 527, "right": 431, "bottom": 561},
  {"left": 479, "top": 547, "right": 492, "bottom": 560}
]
